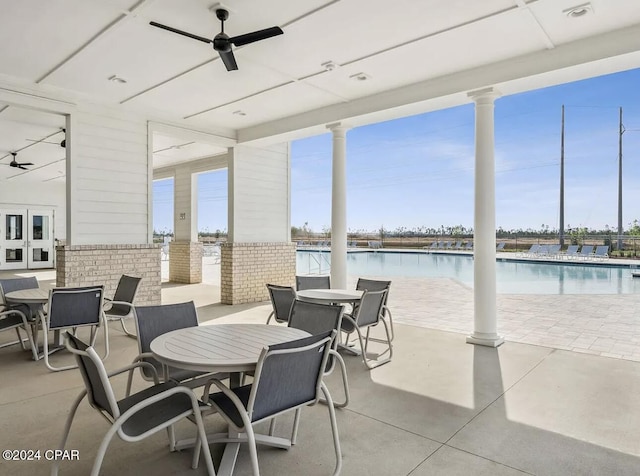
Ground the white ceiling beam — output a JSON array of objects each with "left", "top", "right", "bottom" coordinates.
[
  {"left": 238, "top": 22, "right": 640, "bottom": 145},
  {"left": 153, "top": 152, "right": 229, "bottom": 179},
  {"left": 36, "top": 0, "right": 156, "bottom": 84},
  {"left": 149, "top": 121, "right": 236, "bottom": 148},
  {"left": 514, "top": 0, "right": 555, "bottom": 50}
]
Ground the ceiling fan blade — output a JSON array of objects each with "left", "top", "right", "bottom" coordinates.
[
  {"left": 149, "top": 21, "right": 212, "bottom": 44},
  {"left": 26, "top": 139, "right": 59, "bottom": 145},
  {"left": 20, "top": 162, "right": 34, "bottom": 166},
  {"left": 230, "top": 26, "right": 283, "bottom": 47},
  {"left": 18, "top": 165, "right": 28, "bottom": 170},
  {"left": 219, "top": 50, "right": 238, "bottom": 71}
]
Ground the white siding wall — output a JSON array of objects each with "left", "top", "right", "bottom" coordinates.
[
  {"left": 0, "top": 181, "right": 66, "bottom": 240},
  {"left": 68, "top": 107, "right": 148, "bottom": 245},
  {"left": 173, "top": 166, "right": 197, "bottom": 241},
  {"left": 228, "top": 143, "right": 290, "bottom": 243}
]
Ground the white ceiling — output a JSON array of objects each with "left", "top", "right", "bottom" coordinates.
[{"left": 1, "top": 0, "right": 640, "bottom": 182}]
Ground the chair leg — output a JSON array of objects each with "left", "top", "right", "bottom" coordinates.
[
  {"left": 268, "top": 417, "right": 277, "bottom": 437},
  {"left": 320, "top": 383, "right": 342, "bottom": 476},
  {"left": 42, "top": 315, "right": 77, "bottom": 372},
  {"left": 191, "top": 408, "right": 216, "bottom": 476},
  {"left": 384, "top": 307, "right": 395, "bottom": 342},
  {"left": 332, "top": 352, "right": 350, "bottom": 408},
  {"left": 167, "top": 425, "right": 176, "bottom": 451},
  {"left": 90, "top": 422, "right": 121, "bottom": 476},
  {"left": 354, "top": 322, "right": 392, "bottom": 370},
  {"left": 265, "top": 311, "right": 274, "bottom": 324},
  {"left": 119, "top": 318, "right": 137, "bottom": 338},
  {"left": 291, "top": 408, "right": 302, "bottom": 445},
  {"left": 245, "top": 423, "right": 260, "bottom": 476},
  {"left": 50, "top": 390, "right": 86, "bottom": 476}
]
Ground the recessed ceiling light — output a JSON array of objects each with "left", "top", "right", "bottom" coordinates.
[
  {"left": 108, "top": 74, "right": 127, "bottom": 84},
  {"left": 321, "top": 61, "right": 339, "bottom": 72},
  {"left": 232, "top": 110, "right": 247, "bottom": 116},
  {"left": 563, "top": 3, "right": 593, "bottom": 18},
  {"left": 349, "top": 72, "right": 371, "bottom": 82}
]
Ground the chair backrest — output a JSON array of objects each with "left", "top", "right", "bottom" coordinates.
[
  {"left": 249, "top": 331, "right": 333, "bottom": 423},
  {"left": 295, "top": 275, "right": 331, "bottom": 291},
  {"left": 354, "top": 289, "right": 387, "bottom": 327},
  {"left": 110, "top": 275, "right": 142, "bottom": 314},
  {"left": 566, "top": 245, "right": 579, "bottom": 254},
  {"left": 133, "top": 301, "right": 199, "bottom": 377},
  {"left": 266, "top": 284, "right": 296, "bottom": 322},
  {"left": 595, "top": 245, "right": 609, "bottom": 256},
  {"left": 0, "top": 277, "right": 39, "bottom": 302},
  {"left": 134, "top": 301, "right": 198, "bottom": 354},
  {"left": 0, "top": 277, "right": 40, "bottom": 319},
  {"left": 356, "top": 278, "right": 391, "bottom": 307},
  {"left": 580, "top": 245, "right": 594, "bottom": 255},
  {"left": 288, "top": 300, "right": 344, "bottom": 372},
  {"left": 65, "top": 332, "right": 119, "bottom": 418},
  {"left": 48, "top": 286, "right": 105, "bottom": 330}
]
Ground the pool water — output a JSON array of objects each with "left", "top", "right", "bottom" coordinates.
[{"left": 296, "top": 251, "right": 640, "bottom": 295}]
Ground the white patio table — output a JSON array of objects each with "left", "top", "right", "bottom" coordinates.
[{"left": 150, "top": 323, "right": 310, "bottom": 476}]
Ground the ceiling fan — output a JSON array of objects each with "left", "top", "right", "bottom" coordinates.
[
  {"left": 149, "top": 8, "right": 283, "bottom": 71},
  {"left": 2, "top": 152, "right": 33, "bottom": 170}
]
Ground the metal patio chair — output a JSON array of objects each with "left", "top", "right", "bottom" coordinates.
[
  {"left": 341, "top": 289, "right": 392, "bottom": 370},
  {"left": 103, "top": 275, "right": 142, "bottom": 338},
  {"left": 356, "top": 278, "right": 395, "bottom": 342},
  {"left": 127, "top": 301, "right": 223, "bottom": 394},
  {"left": 0, "top": 277, "right": 40, "bottom": 358},
  {"left": 265, "top": 284, "right": 296, "bottom": 324},
  {"left": 288, "top": 299, "right": 349, "bottom": 408},
  {"left": 295, "top": 275, "right": 331, "bottom": 291},
  {"left": 42, "top": 286, "right": 108, "bottom": 372},
  {"left": 51, "top": 332, "right": 214, "bottom": 476},
  {"left": 199, "top": 331, "right": 342, "bottom": 476}
]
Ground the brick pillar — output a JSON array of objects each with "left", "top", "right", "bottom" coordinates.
[
  {"left": 221, "top": 242, "right": 296, "bottom": 305},
  {"left": 169, "top": 241, "right": 203, "bottom": 284},
  {"left": 56, "top": 244, "right": 161, "bottom": 305}
]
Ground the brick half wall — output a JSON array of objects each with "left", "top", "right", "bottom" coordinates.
[
  {"left": 169, "top": 241, "right": 203, "bottom": 284},
  {"left": 56, "top": 244, "right": 161, "bottom": 305},
  {"left": 221, "top": 242, "right": 296, "bottom": 304}
]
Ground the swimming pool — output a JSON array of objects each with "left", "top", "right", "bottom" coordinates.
[{"left": 296, "top": 250, "right": 640, "bottom": 295}]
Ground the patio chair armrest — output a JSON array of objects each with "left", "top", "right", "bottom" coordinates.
[
  {"left": 0, "top": 308, "right": 29, "bottom": 325},
  {"left": 110, "top": 361, "right": 160, "bottom": 384},
  {"left": 103, "top": 300, "right": 135, "bottom": 312},
  {"left": 116, "top": 385, "right": 202, "bottom": 437},
  {"left": 201, "top": 377, "right": 229, "bottom": 401}
]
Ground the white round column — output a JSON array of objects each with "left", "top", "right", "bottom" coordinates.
[
  {"left": 327, "top": 122, "right": 349, "bottom": 289},
  {"left": 466, "top": 88, "right": 504, "bottom": 347}
]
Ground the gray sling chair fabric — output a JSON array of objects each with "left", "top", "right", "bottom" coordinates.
[
  {"left": 295, "top": 275, "right": 331, "bottom": 291},
  {"left": 198, "top": 331, "right": 342, "bottom": 476},
  {"left": 288, "top": 300, "right": 350, "bottom": 408},
  {"left": 341, "top": 288, "right": 393, "bottom": 369},
  {"left": 265, "top": 284, "right": 296, "bottom": 324},
  {"left": 103, "top": 275, "right": 142, "bottom": 338},
  {"left": 355, "top": 278, "right": 395, "bottom": 341},
  {"left": 43, "top": 286, "right": 109, "bottom": 372},
  {"left": 51, "top": 332, "right": 214, "bottom": 476},
  {"left": 127, "top": 301, "right": 226, "bottom": 395},
  {"left": 0, "top": 277, "right": 40, "bottom": 356}
]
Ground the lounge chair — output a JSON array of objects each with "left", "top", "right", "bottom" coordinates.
[
  {"left": 578, "top": 245, "right": 594, "bottom": 259},
  {"left": 496, "top": 242, "right": 506, "bottom": 251},
  {"left": 423, "top": 242, "right": 438, "bottom": 250},
  {"left": 454, "top": 241, "right": 463, "bottom": 250},
  {"left": 546, "top": 244, "right": 561, "bottom": 258},
  {"left": 593, "top": 245, "right": 609, "bottom": 260},
  {"left": 562, "top": 245, "right": 579, "bottom": 259},
  {"left": 465, "top": 242, "right": 473, "bottom": 250},
  {"left": 519, "top": 244, "right": 539, "bottom": 257}
]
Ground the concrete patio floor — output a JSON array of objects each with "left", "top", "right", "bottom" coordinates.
[{"left": 1, "top": 262, "right": 640, "bottom": 475}]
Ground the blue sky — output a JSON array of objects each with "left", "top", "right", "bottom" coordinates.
[{"left": 153, "top": 67, "right": 640, "bottom": 234}]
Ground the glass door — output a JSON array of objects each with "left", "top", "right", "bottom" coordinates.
[
  {"left": 27, "top": 210, "right": 54, "bottom": 269},
  {"left": 0, "top": 209, "right": 28, "bottom": 270}
]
